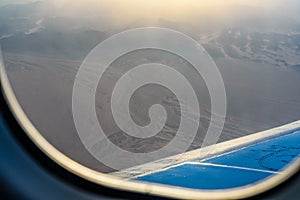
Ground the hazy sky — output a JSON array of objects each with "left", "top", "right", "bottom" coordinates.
[
  {"left": 50, "top": 0, "right": 299, "bottom": 21},
  {"left": 1, "top": 0, "right": 298, "bottom": 10},
  {"left": 1, "top": 1, "right": 298, "bottom": 16},
  {"left": 1, "top": 0, "right": 299, "bottom": 28}
]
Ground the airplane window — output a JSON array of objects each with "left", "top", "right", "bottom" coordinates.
[{"left": 1, "top": 0, "right": 300, "bottom": 199}]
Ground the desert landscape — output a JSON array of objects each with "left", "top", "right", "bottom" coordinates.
[{"left": 1, "top": 0, "right": 300, "bottom": 172}]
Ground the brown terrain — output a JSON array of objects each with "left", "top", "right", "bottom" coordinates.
[{"left": 3, "top": 43, "right": 300, "bottom": 172}]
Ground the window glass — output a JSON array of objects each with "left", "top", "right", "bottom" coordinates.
[{"left": 1, "top": 0, "right": 300, "bottom": 198}]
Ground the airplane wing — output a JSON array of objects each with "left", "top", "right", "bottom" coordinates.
[{"left": 112, "top": 120, "right": 300, "bottom": 190}]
